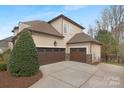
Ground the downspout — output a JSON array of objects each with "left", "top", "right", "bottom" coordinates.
[
  {"left": 90, "top": 43, "right": 92, "bottom": 63},
  {"left": 62, "top": 16, "right": 66, "bottom": 60},
  {"left": 62, "top": 16, "right": 64, "bottom": 34},
  {"left": 62, "top": 16, "right": 68, "bottom": 60},
  {"left": 90, "top": 43, "right": 92, "bottom": 54}
]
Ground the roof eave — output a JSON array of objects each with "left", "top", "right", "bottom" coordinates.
[
  {"left": 67, "top": 41, "right": 102, "bottom": 45},
  {"left": 90, "top": 41, "right": 103, "bottom": 45},
  {"left": 27, "top": 29, "right": 64, "bottom": 38},
  {"left": 67, "top": 41, "right": 90, "bottom": 44}
]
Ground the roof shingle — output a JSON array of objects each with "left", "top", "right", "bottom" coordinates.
[
  {"left": 0, "top": 36, "right": 13, "bottom": 42},
  {"left": 22, "top": 20, "right": 64, "bottom": 38},
  {"left": 67, "top": 32, "right": 102, "bottom": 45},
  {"left": 0, "top": 36, "right": 13, "bottom": 47}
]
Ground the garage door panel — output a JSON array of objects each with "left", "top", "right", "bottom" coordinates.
[
  {"left": 70, "top": 48, "right": 86, "bottom": 62},
  {"left": 37, "top": 48, "right": 65, "bottom": 65}
]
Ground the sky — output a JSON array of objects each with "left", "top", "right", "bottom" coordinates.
[{"left": 0, "top": 5, "right": 108, "bottom": 40}]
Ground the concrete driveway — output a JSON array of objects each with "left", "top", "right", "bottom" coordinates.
[{"left": 30, "top": 61, "right": 124, "bottom": 88}]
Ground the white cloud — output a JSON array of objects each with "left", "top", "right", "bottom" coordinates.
[{"left": 64, "top": 5, "right": 88, "bottom": 11}]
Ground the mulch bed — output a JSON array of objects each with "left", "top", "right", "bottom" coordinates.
[{"left": 0, "top": 70, "right": 43, "bottom": 88}]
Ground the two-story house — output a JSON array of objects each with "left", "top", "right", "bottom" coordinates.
[{"left": 12, "top": 14, "right": 102, "bottom": 65}]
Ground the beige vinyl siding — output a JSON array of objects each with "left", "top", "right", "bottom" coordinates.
[
  {"left": 32, "top": 32, "right": 65, "bottom": 48},
  {"left": 19, "top": 23, "right": 30, "bottom": 33},
  {"left": 13, "top": 23, "right": 30, "bottom": 36},
  {"left": 13, "top": 29, "right": 19, "bottom": 36},
  {"left": 62, "top": 19, "right": 83, "bottom": 43},
  {"left": 91, "top": 44, "right": 101, "bottom": 62},
  {"left": 50, "top": 17, "right": 63, "bottom": 34},
  {"left": 50, "top": 17, "right": 83, "bottom": 44}
]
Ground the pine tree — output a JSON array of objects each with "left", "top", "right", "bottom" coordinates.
[{"left": 7, "top": 29, "right": 39, "bottom": 76}]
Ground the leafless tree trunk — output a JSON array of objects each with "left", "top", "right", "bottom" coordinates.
[
  {"left": 100, "top": 8, "right": 110, "bottom": 31},
  {"left": 88, "top": 24, "right": 94, "bottom": 38},
  {"left": 109, "top": 6, "right": 124, "bottom": 42},
  {"left": 94, "top": 5, "right": 124, "bottom": 40}
]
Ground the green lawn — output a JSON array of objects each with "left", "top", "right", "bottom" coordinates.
[{"left": 104, "top": 61, "right": 124, "bottom": 67}]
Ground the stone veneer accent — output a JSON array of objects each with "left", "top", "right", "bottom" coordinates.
[
  {"left": 67, "top": 53, "right": 92, "bottom": 63},
  {"left": 65, "top": 54, "right": 70, "bottom": 61},
  {"left": 86, "top": 54, "right": 92, "bottom": 64}
]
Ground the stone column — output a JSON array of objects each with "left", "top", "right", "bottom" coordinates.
[
  {"left": 65, "top": 53, "right": 70, "bottom": 61},
  {"left": 86, "top": 54, "right": 92, "bottom": 64}
]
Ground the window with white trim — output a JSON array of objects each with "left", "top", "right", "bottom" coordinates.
[{"left": 63, "top": 23, "right": 68, "bottom": 34}]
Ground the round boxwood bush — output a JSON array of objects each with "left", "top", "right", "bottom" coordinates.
[{"left": 7, "top": 29, "right": 39, "bottom": 77}]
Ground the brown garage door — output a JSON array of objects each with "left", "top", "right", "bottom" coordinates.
[
  {"left": 70, "top": 48, "right": 86, "bottom": 62},
  {"left": 37, "top": 48, "right": 65, "bottom": 65}
]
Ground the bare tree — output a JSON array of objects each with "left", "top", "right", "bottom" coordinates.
[
  {"left": 110, "top": 6, "right": 124, "bottom": 42},
  {"left": 101, "top": 8, "right": 111, "bottom": 31},
  {"left": 88, "top": 24, "right": 94, "bottom": 38},
  {"left": 96, "top": 20, "right": 101, "bottom": 31},
  {"left": 94, "top": 5, "right": 124, "bottom": 42},
  {"left": 93, "top": 8, "right": 110, "bottom": 32},
  {"left": 92, "top": 5, "right": 124, "bottom": 63}
]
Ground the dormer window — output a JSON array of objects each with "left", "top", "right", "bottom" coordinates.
[{"left": 63, "top": 23, "right": 68, "bottom": 34}]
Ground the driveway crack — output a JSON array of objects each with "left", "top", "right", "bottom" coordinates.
[
  {"left": 49, "top": 73, "right": 77, "bottom": 88},
  {"left": 78, "top": 67, "right": 100, "bottom": 88}
]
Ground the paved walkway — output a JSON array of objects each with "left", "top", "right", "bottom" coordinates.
[{"left": 30, "top": 61, "right": 124, "bottom": 88}]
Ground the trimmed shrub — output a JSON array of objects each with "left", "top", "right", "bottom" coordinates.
[
  {"left": 7, "top": 29, "right": 39, "bottom": 77},
  {"left": 0, "top": 63, "right": 7, "bottom": 71}
]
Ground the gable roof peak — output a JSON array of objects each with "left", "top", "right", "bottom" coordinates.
[{"left": 48, "top": 14, "right": 85, "bottom": 29}]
